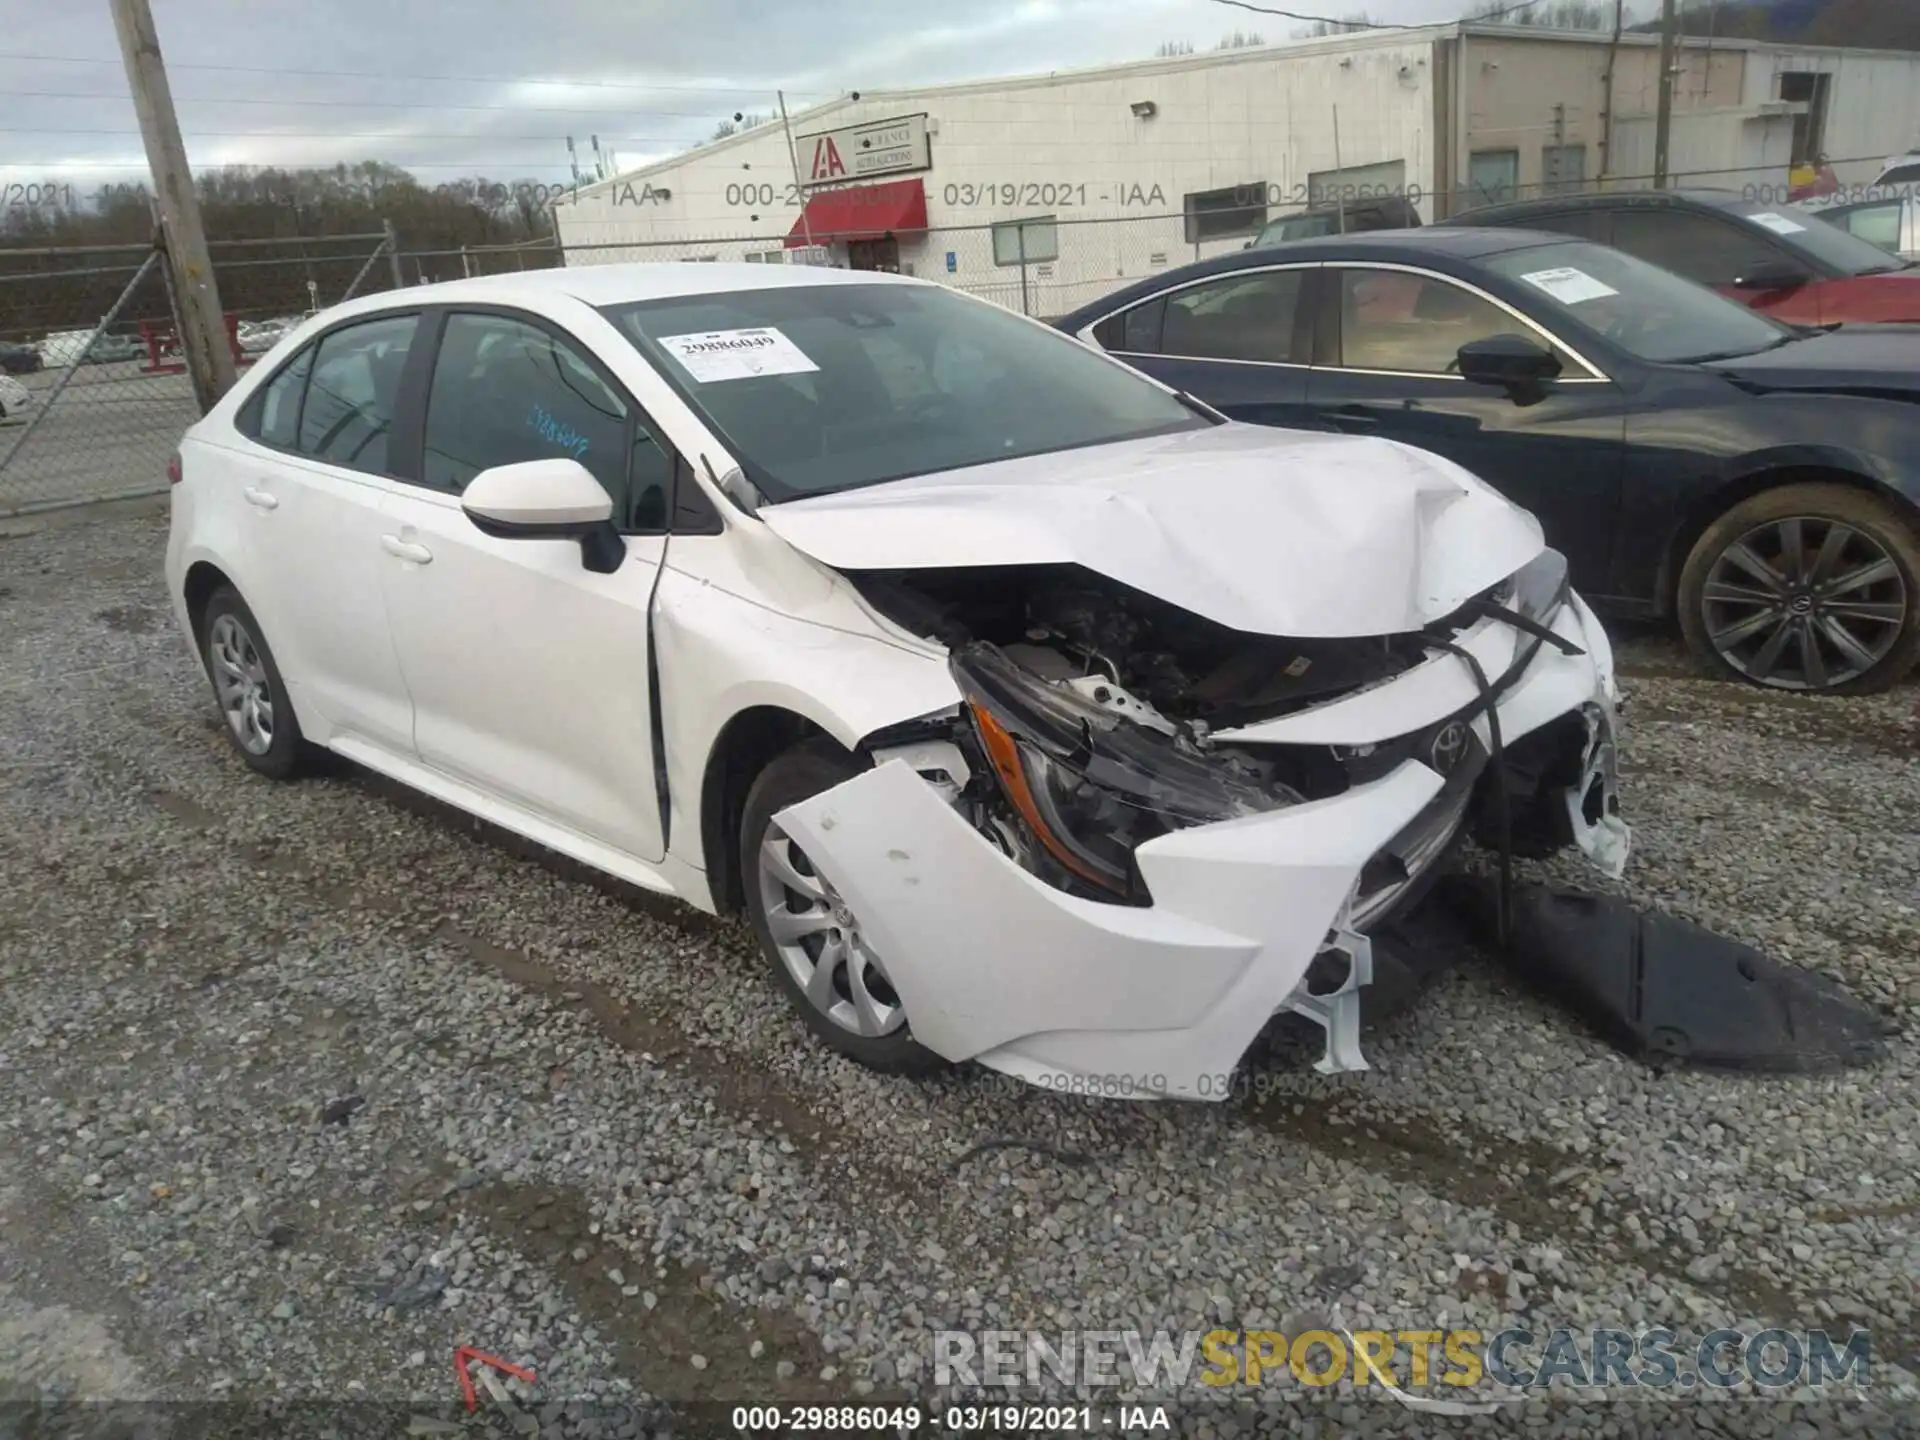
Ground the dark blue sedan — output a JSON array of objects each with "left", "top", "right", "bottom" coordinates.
[{"left": 1055, "top": 228, "right": 1920, "bottom": 695}]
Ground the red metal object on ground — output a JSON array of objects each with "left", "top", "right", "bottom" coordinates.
[
  {"left": 452, "top": 1345, "right": 536, "bottom": 1412},
  {"left": 139, "top": 314, "right": 248, "bottom": 374}
]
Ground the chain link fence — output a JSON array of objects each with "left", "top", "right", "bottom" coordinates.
[
  {"left": 0, "top": 150, "right": 1903, "bottom": 519},
  {"left": 0, "top": 229, "right": 397, "bottom": 517},
  {"left": 552, "top": 150, "right": 1908, "bottom": 321}
]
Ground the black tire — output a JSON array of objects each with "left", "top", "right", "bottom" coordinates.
[
  {"left": 739, "top": 739, "right": 945, "bottom": 1076},
  {"left": 1677, "top": 483, "right": 1920, "bottom": 696},
  {"left": 200, "top": 587, "right": 309, "bottom": 780}
]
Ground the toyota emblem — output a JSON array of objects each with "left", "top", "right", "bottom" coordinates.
[{"left": 1429, "top": 721, "right": 1470, "bottom": 774}]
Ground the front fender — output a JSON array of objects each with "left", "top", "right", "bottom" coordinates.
[{"left": 651, "top": 564, "right": 960, "bottom": 871}]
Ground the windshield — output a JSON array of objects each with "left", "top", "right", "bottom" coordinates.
[
  {"left": 1721, "top": 197, "right": 1913, "bottom": 275},
  {"left": 602, "top": 281, "right": 1211, "bottom": 500},
  {"left": 1481, "top": 239, "right": 1793, "bottom": 364}
]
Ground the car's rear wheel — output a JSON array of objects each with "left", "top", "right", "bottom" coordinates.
[
  {"left": 740, "top": 740, "right": 944, "bottom": 1075},
  {"left": 1678, "top": 484, "right": 1920, "bottom": 695},
  {"left": 201, "top": 587, "right": 308, "bottom": 780}
]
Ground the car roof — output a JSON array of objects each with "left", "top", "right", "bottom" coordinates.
[
  {"left": 352, "top": 261, "right": 919, "bottom": 313},
  {"left": 1054, "top": 227, "right": 1582, "bottom": 330},
  {"left": 1441, "top": 187, "right": 1752, "bottom": 225},
  {"left": 1243, "top": 226, "right": 1567, "bottom": 261}
]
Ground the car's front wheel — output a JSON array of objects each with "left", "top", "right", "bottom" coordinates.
[
  {"left": 1678, "top": 483, "right": 1920, "bottom": 694},
  {"left": 740, "top": 740, "right": 945, "bottom": 1075},
  {"left": 200, "top": 587, "right": 309, "bottom": 780}
]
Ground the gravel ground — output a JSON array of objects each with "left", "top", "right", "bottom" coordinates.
[{"left": 1, "top": 503, "right": 1917, "bottom": 1439}]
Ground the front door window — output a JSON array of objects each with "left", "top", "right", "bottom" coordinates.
[{"left": 1337, "top": 269, "right": 1549, "bottom": 375}]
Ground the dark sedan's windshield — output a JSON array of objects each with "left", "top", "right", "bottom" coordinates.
[
  {"left": 1722, "top": 198, "right": 1913, "bottom": 275},
  {"left": 602, "top": 281, "right": 1210, "bottom": 500},
  {"left": 1481, "top": 239, "right": 1793, "bottom": 364}
]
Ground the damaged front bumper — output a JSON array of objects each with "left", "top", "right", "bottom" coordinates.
[{"left": 773, "top": 595, "right": 1629, "bottom": 1101}]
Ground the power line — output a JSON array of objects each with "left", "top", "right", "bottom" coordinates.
[
  {"left": 0, "top": 87, "right": 772, "bottom": 121},
  {"left": 0, "top": 52, "right": 834, "bottom": 98},
  {"left": 0, "top": 126, "right": 695, "bottom": 144},
  {"left": 0, "top": 157, "right": 643, "bottom": 170},
  {"left": 1205, "top": 0, "right": 1553, "bottom": 29}
]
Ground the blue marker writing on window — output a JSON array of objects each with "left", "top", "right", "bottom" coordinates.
[{"left": 528, "top": 403, "right": 591, "bottom": 461}]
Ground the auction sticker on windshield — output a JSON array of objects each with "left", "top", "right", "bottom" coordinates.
[
  {"left": 1520, "top": 267, "right": 1619, "bottom": 305},
  {"left": 1747, "top": 211, "right": 1808, "bottom": 235},
  {"left": 657, "top": 328, "right": 820, "bottom": 382}
]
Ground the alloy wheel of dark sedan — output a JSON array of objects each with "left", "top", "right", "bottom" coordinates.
[{"left": 1701, "top": 515, "right": 1908, "bottom": 690}]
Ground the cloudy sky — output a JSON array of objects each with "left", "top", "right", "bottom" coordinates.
[{"left": 0, "top": 0, "right": 1600, "bottom": 195}]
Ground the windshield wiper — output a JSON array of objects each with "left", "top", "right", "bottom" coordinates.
[{"left": 1684, "top": 332, "right": 1800, "bottom": 365}]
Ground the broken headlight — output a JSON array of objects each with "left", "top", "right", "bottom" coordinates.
[
  {"left": 951, "top": 643, "right": 1297, "bottom": 900},
  {"left": 1507, "top": 547, "right": 1571, "bottom": 628}
]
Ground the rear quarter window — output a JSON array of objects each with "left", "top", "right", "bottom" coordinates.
[{"left": 236, "top": 346, "right": 315, "bottom": 450}]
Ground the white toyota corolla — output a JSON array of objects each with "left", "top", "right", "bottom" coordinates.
[{"left": 165, "top": 261, "right": 1629, "bottom": 1099}]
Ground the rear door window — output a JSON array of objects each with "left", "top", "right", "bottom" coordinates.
[
  {"left": 238, "top": 345, "right": 315, "bottom": 450},
  {"left": 1092, "top": 296, "right": 1167, "bottom": 353},
  {"left": 297, "top": 314, "right": 420, "bottom": 476},
  {"left": 1157, "top": 270, "right": 1309, "bottom": 364}
]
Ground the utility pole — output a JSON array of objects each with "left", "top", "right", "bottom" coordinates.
[
  {"left": 109, "top": 0, "right": 235, "bottom": 411},
  {"left": 778, "top": 91, "right": 816, "bottom": 258},
  {"left": 1653, "top": 0, "right": 1678, "bottom": 188}
]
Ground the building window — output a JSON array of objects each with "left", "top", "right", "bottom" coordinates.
[
  {"left": 1307, "top": 160, "right": 1408, "bottom": 208},
  {"left": 1183, "top": 184, "right": 1266, "bottom": 244},
  {"left": 1467, "top": 151, "right": 1519, "bottom": 206},
  {"left": 742, "top": 250, "right": 786, "bottom": 264},
  {"left": 1543, "top": 145, "right": 1588, "bottom": 195},
  {"left": 992, "top": 215, "right": 1059, "bottom": 266}
]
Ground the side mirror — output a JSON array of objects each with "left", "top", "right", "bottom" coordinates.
[
  {"left": 1456, "top": 333, "right": 1563, "bottom": 389},
  {"left": 1732, "top": 260, "right": 1811, "bottom": 291},
  {"left": 461, "top": 458, "right": 624, "bottom": 573}
]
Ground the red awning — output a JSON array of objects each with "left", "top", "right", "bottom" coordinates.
[{"left": 785, "top": 178, "right": 928, "bottom": 248}]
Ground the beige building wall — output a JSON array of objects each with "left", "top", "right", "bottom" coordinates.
[{"left": 1454, "top": 31, "right": 1748, "bottom": 205}]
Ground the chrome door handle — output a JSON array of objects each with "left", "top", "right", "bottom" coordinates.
[
  {"left": 242, "top": 485, "right": 279, "bottom": 510},
  {"left": 380, "top": 534, "right": 433, "bottom": 564}
]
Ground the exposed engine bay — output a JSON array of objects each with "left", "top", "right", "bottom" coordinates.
[
  {"left": 854, "top": 564, "right": 1435, "bottom": 732},
  {"left": 852, "top": 564, "right": 1498, "bottom": 912}
]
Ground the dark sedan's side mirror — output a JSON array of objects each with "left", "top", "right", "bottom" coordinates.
[
  {"left": 1732, "top": 260, "right": 1812, "bottom": 291},
  {"left": 1457, "top": 334, "right": 1563, "bottom": 389}
]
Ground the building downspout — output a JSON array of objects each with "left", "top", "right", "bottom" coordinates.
[
  {"left": 1454, "top": 23, "right": 1471, "bottom": 217},
  {"left": 1599, "top": 0, "right": 1623, "bottom": 185}
]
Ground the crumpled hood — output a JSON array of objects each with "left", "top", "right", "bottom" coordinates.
[{"left": 756, "top": 422, "right": 1543, "bottom": 638}]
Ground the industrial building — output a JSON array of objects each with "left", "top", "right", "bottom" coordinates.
[{"left": 551, "top": 22, "right": 1920, "bottom": 316}]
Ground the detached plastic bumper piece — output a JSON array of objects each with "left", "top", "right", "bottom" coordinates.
[{"left": 1441, "top": 876, "right": 1895, "bottom": 1073}]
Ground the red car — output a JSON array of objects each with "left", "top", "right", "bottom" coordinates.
[{"left": 1440, "top": 188, "right": 1920, "bottom": 326}]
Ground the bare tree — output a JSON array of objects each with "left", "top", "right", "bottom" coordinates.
[
  {"left": 1292, "top": 12, "right": 1378, "bottom": 38},
  {"left": 708, "top": 112, "right": 770, "bottom": 142},
  {"left": 1469, "top": 0, "right": 1613, "bottom": 29},
  {"left": 1154, "top": 39, "right": 1196, "bottom": 56},
  {"left": 1216, "top": 29, "right": 1268, "bottom": 48}
]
